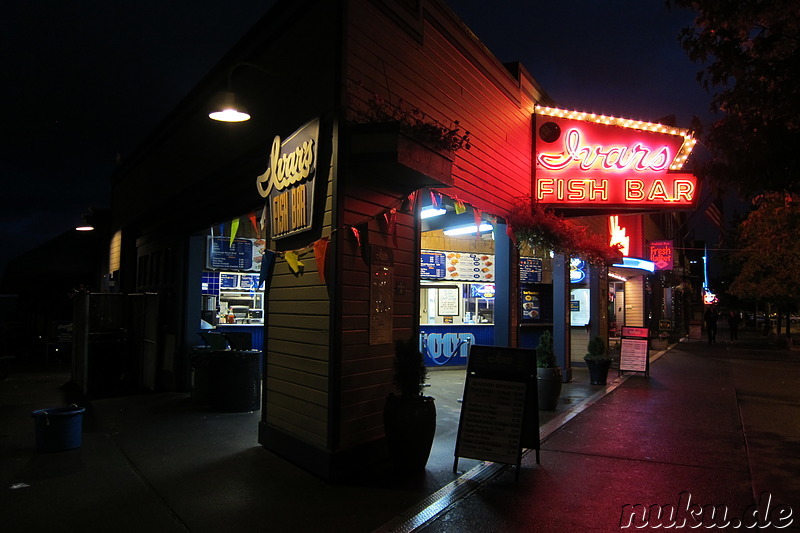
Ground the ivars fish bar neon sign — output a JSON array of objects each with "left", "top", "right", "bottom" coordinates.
[{"left": 534, "top": 106, "right": 698, "bottom": 209}]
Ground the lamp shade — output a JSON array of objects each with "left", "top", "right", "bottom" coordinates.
[{"left": 208, "top": 90, "right": 250, "bottom": 122}]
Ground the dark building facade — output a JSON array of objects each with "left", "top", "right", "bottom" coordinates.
[{"left": 106, "top": 0, "right": 696, "bottom": 479}]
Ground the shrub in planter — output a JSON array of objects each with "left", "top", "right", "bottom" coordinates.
[
  {"left": 584, "top": 336, "right": 611, "bottom": 385},
  {"left": 536, "top": 330, "right": 562, "bottom": 411},
  {"left": 383, "top": 337, "right": 436, "bottom": 473}
]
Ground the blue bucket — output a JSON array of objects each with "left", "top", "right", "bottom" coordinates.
[{"left": 31, "top": 406, "right": 86, "bottom": 452}]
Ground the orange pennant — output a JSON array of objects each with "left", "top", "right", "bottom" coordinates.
[{"left": 313, "top": 238, "right": 329, "bottom": 284}]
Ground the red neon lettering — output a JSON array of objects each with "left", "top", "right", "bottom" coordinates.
[
  {"left": 674, "top": 179, "right": 694, "bottom": 202},
  {"left": 567, "top": 180, "right": 586, "bottom": 201},
  {"left": 647, "top": 180, "right": 670, "bottom": 202},
  {"left": 536, "top": 178, "right": 555, "bottom": 200},
  {"left": 588, "top": 179, "right": 608, "bottom": 201},
  {"left": 538, "top": 129, "right": 671, "bottom": 172},
  {"left": 626, "top": 179, "right": 646, "bottom": 201}
]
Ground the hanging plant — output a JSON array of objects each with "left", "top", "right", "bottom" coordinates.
[
  {"left": 354, "top": 95, "right": 471, "bottom": 153},
  {"left": 506, "top": 199, "right": 623, "bottom": 267}
]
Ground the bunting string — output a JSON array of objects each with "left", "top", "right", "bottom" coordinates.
[{"left": 253, "top": 189, "right": 487, "bottom": 289}]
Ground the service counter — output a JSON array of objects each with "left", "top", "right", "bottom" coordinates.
[{"left": 420, "top": 324, "right": 494, "bottom": 367}]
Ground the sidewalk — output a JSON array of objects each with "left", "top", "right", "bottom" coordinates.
[
  {"left": 419, "top": 332, "right": 800, "bottom": 532},
  {"left": 3, "top": 332, "right": 796, "bottom": 531},
  {"left": 1, "top": 352, "right": 605, "bottom": 532}
]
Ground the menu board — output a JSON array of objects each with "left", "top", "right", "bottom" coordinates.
[
  {"left": 239, "top": 275, "right": 258, "bottom": 290},
  {"left": 620, "top": 339, "right": 649, "bottom": 373},
  {"left": 420, "top": 251, "right": 447, "bottom": 279},
  {"left": 455, "top": 378, "right": 527, "bottom": 464},
  {"left": 220, "top": 273, "right": 239, "bottom": 289},
  {"left": 421, "top": 250, "right": 494, "bottom": 281},
  {"left": 207, "top": 237, "right": 260, "bottom": 271},
  {"left": 520, "top": 289, "right": 540, "bottom": 320},
  {"left": 619, "top": 326, "right": 649, "bottom": 374},
  {"left": 520, "top": 257, "right": 543, "bottom": 283}
]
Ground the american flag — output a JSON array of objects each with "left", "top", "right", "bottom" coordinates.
[
  {"left": 704, "top": 197, "right": 725, "bottom": 244},
  {"left": 705, "top": 198, "right": 723, "bottom": 230}
]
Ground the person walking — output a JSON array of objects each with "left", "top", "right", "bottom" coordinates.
[
  {"left": 704, "top": 305, "right": 719, "bottom": 344},
  {"left": 727, "top": 310, "right": 740, "bottom": 342}
]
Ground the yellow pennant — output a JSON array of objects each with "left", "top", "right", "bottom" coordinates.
[
  {"left": 284, "top": 251, "right": 304, "bottom": 273},
  {"left": 229, "top": 218, "right": 240, "bottom": 247}
]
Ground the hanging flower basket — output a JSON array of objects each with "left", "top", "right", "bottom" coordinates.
[
  {"left": 506, "top": 199, "right": 623, "bottom": 267},
  {"left": 349, "top": 122, "right": 455, "bottom": 192},
  {"left": 348, "top": 95, "right": 472, "bottom": 193}
]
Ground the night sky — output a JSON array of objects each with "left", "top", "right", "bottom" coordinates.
[{"left": 0, "top": 0, "right": 712, "bottom": 280}]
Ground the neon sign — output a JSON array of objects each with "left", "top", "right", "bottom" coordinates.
[
  {"left": 537, "top": 129, "right": 670, "bottom": 172},
  {"left": 534, "top": 106, "right": 698, "bottom": 209},
  {"left": 649, "top": 240, "right": 674, "bottom": 270},
  {"left": 609, "top": 216, "right": 630, "bottom": 256},
  {"left": 612, "top": 257, "right": 655, "bottom": 273}
]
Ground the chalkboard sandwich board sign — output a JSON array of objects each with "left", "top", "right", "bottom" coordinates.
[{"left": 453, "top": 345, "right": 540, "bottom": 479}]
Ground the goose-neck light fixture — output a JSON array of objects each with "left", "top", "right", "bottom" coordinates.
[
  {"left": 208, "top": 62, "right": 277, "bottom": 123},
  {"left": 209, "top": 91, "right": 250, "bottom": 122}
]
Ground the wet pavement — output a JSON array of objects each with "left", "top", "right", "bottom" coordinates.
[{"left": 1, "top": 330, "right": 798, "bottom": 532}]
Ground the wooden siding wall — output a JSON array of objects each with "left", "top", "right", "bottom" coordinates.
[
  {"left": 346, "top": 0, "right": 543, "bottom": 221},
  {"left": 337, "top": 187, "right": 417, "bottom": 448},
  {"left": 335, "top": 0, "right": 546, "bottom": 451},
  {"left": 265, "top": 163, "right": 335, "bottom": 448},
  {"left": 625, "top": 277, "right": 645, "bottom": 327}
]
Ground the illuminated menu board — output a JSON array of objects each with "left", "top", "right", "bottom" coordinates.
[
  {"left": 420, "top": 250, "right": 494, "bottom": 281},
  {"left": 520, "top": 257, "right": 543, "bottom": 283}
]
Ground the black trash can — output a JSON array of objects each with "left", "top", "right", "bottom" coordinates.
[{"left": 209, "top": 350, "right": 263, "bottom": 412}]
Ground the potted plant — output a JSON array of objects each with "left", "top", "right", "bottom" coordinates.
[
  {"left": 584, "top": 336, "right": 611, "bottom": 385},
  {"left": 349, "top": 96, "right": 471, "bottom": 193},
  {"left": 383, "top": 337, "right": 437, "bottom": 473},
  {"left": 536, "top": 330, "right": 562, "bottom": 411}
]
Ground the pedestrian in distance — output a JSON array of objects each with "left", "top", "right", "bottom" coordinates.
[
  {"left": 704, "top": 305, "right": 719, "bottom": 344},
  {"left": 727, "top": 310, "right": 740, "bottom": 342}
]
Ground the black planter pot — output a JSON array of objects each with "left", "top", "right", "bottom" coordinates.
[
  {"left": 537, "top": 367, "right": 562, "bottom": 411},
  {"left": 586, "top": 359, "right": 612, "bottom": 385},
  {"left": 384, "top": 394, "right": 437, "bottom": 472}
]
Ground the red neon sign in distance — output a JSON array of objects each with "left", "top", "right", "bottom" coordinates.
[{"left": 534, "top": 114, "right": 697, "bottom": 208}]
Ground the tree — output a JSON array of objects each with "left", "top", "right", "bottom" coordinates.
[
  {"left": 668, "top": 0, "right": 800, "bottom": 196},
  {"left": 729, "top": 192, "right": 800, "bottom": 335}
]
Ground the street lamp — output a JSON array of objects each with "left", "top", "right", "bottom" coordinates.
[{"left": 208, "top": 62, "right": 278, "bottom": 123}]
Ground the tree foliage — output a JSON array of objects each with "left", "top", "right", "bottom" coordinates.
[
  {"left": 729, "top": 193, "right": 800, "bottom": 304},
  {"left": 668, "top": 0, "right": 800, "bottom": 196}
]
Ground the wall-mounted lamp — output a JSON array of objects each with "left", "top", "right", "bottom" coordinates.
[
  {"left": 75, "top": 210, "right": 94, "bottom": 231},
  {"left": 74, "top": 207, "right": 110, "bottom": 232},
  {"left": 209, "top": 91, "right": 250, "bottom": 122},
  {"left": 208, "top": 62, "right": 278, "bottom": 123}
]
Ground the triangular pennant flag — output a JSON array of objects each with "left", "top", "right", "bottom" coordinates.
[
  {"left": 404, "top": 192, "right": 417, "bottom": 213},
  {"left": 473, "top": 208, "right": 483, "bottom": 239},
  {"left": 454, "top": 198, "right": 466, "bottom": 215},
  {"left": 258, "top": 250, "right": 276, "bottom": 289},
  {"left": 313, "top": 238, "right": 329, "bottom": 284},
  {"left": 284, "top": 250, "right": 304, "bottom": 274},
  {"left": 260, "top": 203, "right": 268, "bottom": 233},
  {"left": 229, "top": 218, "right": 240, "bottom": 247},
  {"left": 386, "top": 208, "right": 397, "bottom": 236},
  {"left": 351, "top": 226, "right": 361, "bottom": 248},
  {"left": 248, "top": 213, "right": 260, "bottom": 238},
  {"left": 429, "top": 191, "right": 439, "bottom": 209}
]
